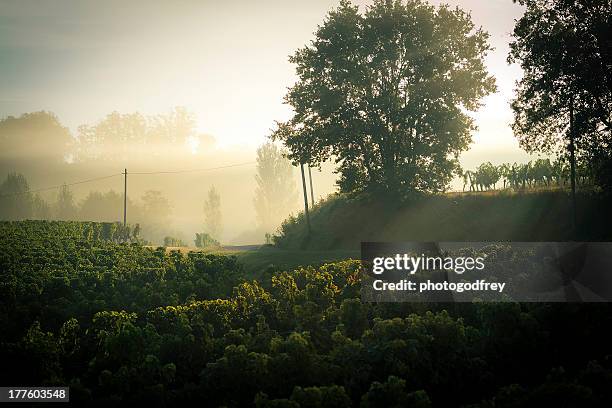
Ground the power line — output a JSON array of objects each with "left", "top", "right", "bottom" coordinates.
[
  {"left": 0, "top": 173, "right": 122, "bottom": 198},
  {"left": 122, "top": 161, "right": 256, "bottom": 227},
  {"left": 129, "top": 161, "right": 255, "bottom": 175},
  {"left": 0, "top": 161, "right": 257, "bottom": 198}
]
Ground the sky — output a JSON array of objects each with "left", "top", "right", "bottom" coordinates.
[{"left": 0, "top": 0, "right": 529, "bottom": 167}]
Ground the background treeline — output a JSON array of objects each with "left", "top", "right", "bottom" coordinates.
[
  {"left": 0, "top": 108, "right": 212, "bottom": 165},
  {"left": 0, "top": 173, "right": 174, "bottom": 243},
  {"left": 1, "top": 221, "right": 612, "bottom": 406},
  {"left": 0, "top": 109, "right": 301, "bottom": 244}
]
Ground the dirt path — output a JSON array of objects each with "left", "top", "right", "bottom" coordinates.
[{"left": 145, "top": 244, "right": 263, "bottom": 254}]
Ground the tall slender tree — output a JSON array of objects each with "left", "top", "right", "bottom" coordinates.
[
  {"left": 254, "top": 143, "right": 298, "bottom": 231},
  {"left": 32, "top": 194, "right": 51, "bottom": 219},
  {"left": 203, "top": 186, "right": 222, "bottom": 240},
  {"left": 55, "top": 183, "right": 77, "bottom": 221}
]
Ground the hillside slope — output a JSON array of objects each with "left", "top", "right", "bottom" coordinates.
[{"left": 273, "top": 190, "right": 612, "bottom": 249}]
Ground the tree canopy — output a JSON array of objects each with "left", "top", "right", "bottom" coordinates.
[
  {"left": 272, "top": 0, "right": 495, "bottom": 195},
  {"left": 509, "top": 0, "right": 612, "bottom": 187}
]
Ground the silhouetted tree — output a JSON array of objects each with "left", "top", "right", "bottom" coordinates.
[
  {"left": 272, "top": 0, "right": 495, "bottom": 195},
  {"left": 473, "top": 162, "right": 500, "bottom": 191},
  {"left": 138, "top": 190, "right": 173, "bottom": 243},
  {"left": 31, "top": 194, "right": 51, "bottom": 219},
  {"left": 141, "top": 190, "right": 171, "bottom": 223},
  {"left": 76, "top": 112, "right": 147, "bottom": 161},
  {"left": 55, "top": 184, "right": 77, "bottom": 220},
  {"left": 509, "top": 0, "right": 612, "bottom": 190},
  {"left": 194, "top": 232, "right": 219, "bottom": 248}
]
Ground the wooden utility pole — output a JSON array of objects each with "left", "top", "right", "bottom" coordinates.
[
  {"left": 300, "top": 163, "right": 311, "bottom": 234},
  {"left": 123, "top": 168, "right": 127, "bottom": 227},
  {"left": 308, "top": 165, "right": 315, "bottom": 205},
  {"left": 569, "top": 101, "right": 577, "bottom": 236}
]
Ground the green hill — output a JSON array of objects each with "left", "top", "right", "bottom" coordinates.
[{"left": 274, "top": 190, "right": 612, "bottom": 249}]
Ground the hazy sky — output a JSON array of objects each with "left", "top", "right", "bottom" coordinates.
[{"left": 0, "top": 0, "right": 528, "bottom": 165}]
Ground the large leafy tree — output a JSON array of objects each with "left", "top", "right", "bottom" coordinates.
[
  {"left": 272, "top": 0, "right": 495, "bottom": 195},
  {"left": 509, "top": 0, "right": 612, "bottom": 188}
]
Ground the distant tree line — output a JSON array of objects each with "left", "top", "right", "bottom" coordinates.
[
  {"left": 163, "top": 236, "right": 187, "bottom": 247},
  {"left": 0, "top": 110, "right": 301, "bottom": 244},
  {"left": 0, "top": 108, "right": 214, "bottom": 166},
  {"left": 0, "top": 172, "right": 172, "bottom": 243}
]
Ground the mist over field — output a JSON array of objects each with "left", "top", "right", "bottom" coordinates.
[
  {"left": 0, "top": 110, "right": 343, "bottom": 244},
  {"left": 0, "top": 107, "right": 535, "bottom": 245},
  {"left": 0, "top": 0, "right": 536, "bottom": 245}
]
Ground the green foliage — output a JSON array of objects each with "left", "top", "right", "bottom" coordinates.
[
  {"left": 291, "top": 385, "right": 352, "bottom": 408},
  {"left": 360, "top": 376, "right": 430, "bottom": 408},
  {"left": 2, "top": 220, "right": 612, "bottom": 406},
  {"left": 273, "top": 191, "right": 612, "bottom": 249},
  {"left": 0, "top": 220, "right": 243, "bottom": 343},
  {"left": 473, "top": 162, "right": 500, "bottom": 191},
  {"left": 0, "top": 173, "right": 176, "bottom": 244},
  {"left": 509, "top": 0, "right": 612, "bottom": 190},
  {"left": 462, "top": 158, "right": 594, "bottom": 192},
  {"left": 272, "top": 0, "right": 495, "bottom": 195}
]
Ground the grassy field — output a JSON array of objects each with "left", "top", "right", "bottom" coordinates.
[{"left": 153, "top": 188, "right": 612, "bottom": 272}]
